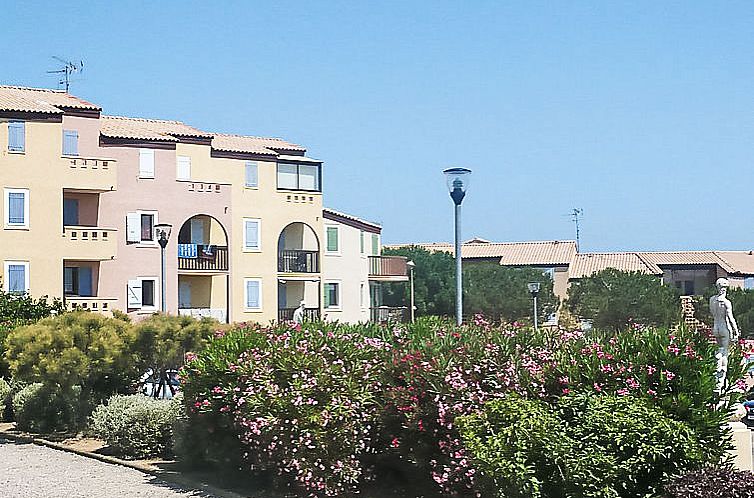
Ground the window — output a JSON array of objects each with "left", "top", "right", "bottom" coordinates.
[
  {"left": 127, "top": 277, "right": 157, "bottom": 310},
  {"left": 245, "top": 161, "right": 258, "bottom": 188},
  {"left": 63, "top": 198, "right": 79, "bottom": 226},
  {"left": 4, "top": 188, "right": 29, "bottom": 229},
  {"left": 139, "top": 149, "right": 155, "bottom": 179},
  {"left": 126, "top": 211, "right": 157, "bottom": 244},
  {"left": 244, "top": 278, "right": 262, "bottom": 310},
  {"left": 371, "top": 234, "right": 379, "bottom": 255},
  {"left": 324, "top": 282, "right": 340, "bottom": 309},
  {"left": 64, "top": 266, "right": 92, "bottom": 296},
  {"left": 8, "top": 121, "right": 24, "bottom": 152},
  {"left": 276, "top": 162, "right": 321, "bottom": 192},
  {"left": 326, "top": 226, "right": 339, "bottom": 253},
  {"left": 360, "top": 282, "right": 365, "bottom": 308},
  {"left": 176, "top": 155, "right": 191, "bottom": 181},
  {"left": 63, "top": 129, "right": 78, "bottom": 156},
  {"left": 243, "top": 218, "right": 261, "bottom": 251},
  {"left": 4, "top": 261, "right": 29, "bottom": 294},
  {"left": 746, "top": 277, "right": 754, "bottom": 290},
  {"left": 360, "top": 231, "right": 365, "bottom": 254}
]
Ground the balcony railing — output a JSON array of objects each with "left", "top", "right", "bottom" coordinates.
[
  {"left": 62, "top": 156, "right": 117, "bottom": 191},
  {"left": 178, "top": 245, "right": 229, "bottom": 271},
  {"left": 370, "top": 306, "right": 408, "bottom": 323},
  {"left": 278, "top": 307, "right": 320, "bottom": 322},
  {"left": 178, "top": 308, "right": 227, "bottom": 323},
  {"left": 278, "top": 250, "right": 319, "bottom": 273},
  {"left": 368, "top": 256, "right": 409, "bottom": 280},
  {"left": 65, "top": 296, "right": 118, "bottom": 315},
  {"left": 62, "top": 226, "right": 117, "bottom": 260}
]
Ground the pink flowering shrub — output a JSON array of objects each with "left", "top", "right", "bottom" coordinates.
[{"left": 179, "top": 321, "right": 388, "bottom": 497}]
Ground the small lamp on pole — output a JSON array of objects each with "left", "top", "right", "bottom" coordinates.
[
  {"left": 406, "top": 260, "right": 416, "bottom": 323},
  {"left": 527, "top": 281, "right": 541, "bottom": 332},
  {"left": 155, "top": 223, "right": 172, "bottom": 313},
  {"left": 443, "top": 167, "right": 471, "bottom": 326}
]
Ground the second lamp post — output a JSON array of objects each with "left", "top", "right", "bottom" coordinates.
[
  {"left": 443, "top": 167, "right": 471, "bottom": 326},
  {"left": 155, "top": 223, "right": 172, "bottom": 313}
]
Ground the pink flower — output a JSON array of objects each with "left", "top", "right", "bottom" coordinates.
[
  {"left": 662, "top": 370, "right": 676, "bottom": 381},
  {"left": 617, "top": 388, "right": 629, "bottom": 396},
  {"left": 390, "top": 437, "right": 400, "bottom": 448}
]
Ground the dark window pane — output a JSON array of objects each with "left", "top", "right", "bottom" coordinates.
[
  {"left": 141, "top": 214, "right": 153, "bottom": 241},
  {"left": 142, "top": 280, "right": 155, "bottom": 307}
]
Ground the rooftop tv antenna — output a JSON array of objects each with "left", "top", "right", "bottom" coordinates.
[
  {"left": 570, "top": 208, "right": 584, "bottom": 250},
  {"left": 47, "top": 56, "right": 83, "bottom": 92}
]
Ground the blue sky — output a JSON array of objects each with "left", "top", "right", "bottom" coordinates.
[{"left": 3, "top": 1, "right": 754, "bottom": 251}]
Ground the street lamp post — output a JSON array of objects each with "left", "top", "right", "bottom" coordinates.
[
  {"left": 527, "top": 282, "right": 541, "bottom": 332},
  {"left": 443, "top": 167, "right": 471, "bottom": 326},
  {"left": 406, "top": 260, "right": 416, "bottom": 322},
  {"left": 155, "top": 223, "right": 172, "bottom": 313}
]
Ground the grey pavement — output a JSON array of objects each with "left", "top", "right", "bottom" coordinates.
[{"left": 0, "top": 438, "right": 216, "bottom": 498}]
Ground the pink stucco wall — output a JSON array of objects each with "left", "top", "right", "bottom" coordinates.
[{"left": 96, "top": 144, "right": 232, "bottom": 317}]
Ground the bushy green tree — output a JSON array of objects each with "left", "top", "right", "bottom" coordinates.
[
  {"left": 381, "top": 246, "right": 455, "bottom": 316},
  {"left": 567, "top": 269, "right": 681, "bottom": 330},
  {"left": 463, "top": 262, "right": 558, "bottom": 323}
]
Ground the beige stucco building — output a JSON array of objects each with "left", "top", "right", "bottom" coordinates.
[{"left": 0, "top": 85, "right": 398, "bottom": 324}]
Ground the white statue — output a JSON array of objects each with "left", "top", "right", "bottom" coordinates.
[
  {"left": 292, "top": 300, "right": 306, "bottom": 324},
  {"left": 709, "top": 277, "right": 740, "bottom": 395}
]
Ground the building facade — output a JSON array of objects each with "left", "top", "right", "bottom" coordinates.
[{"left": 0, "top": 85, "right": 337, "bottom": 324}]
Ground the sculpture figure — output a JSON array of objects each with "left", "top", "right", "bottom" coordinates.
[
  {"left": 293, "top": 300, "right": 306, "bottom": 324},
  {"left": 709, "top": 277, "right": 740, "bottom": 394}
]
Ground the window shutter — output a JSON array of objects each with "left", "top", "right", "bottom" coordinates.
[
  {"left": 126, "top": 213, "right": 140, "bottom": 242},
  {"left": 245, "top": 161, "right": 258, "bottom": 187},
  {"left": 372, "top": 234, "right": 379, "bottom": 255},
  {"left": 8, "top": 265, "right": 26, "bottom": 293},
  {"left": 127, "top": 279, "right": 142, "bottom": 308},
  {"left": 246, "top": 280, "right": 260, "bottom": 309},
  {"left": 8, "top": 192, "right": 25, "bottom": 224},
  {"left": 327, "top": 227, "right": 338, "bottom": 252},
  {"left": 78, "top": 267, "right": 92, "bottom": 297},
  {"left": 8, "top": 121, "right": 24, "bottom": 151},
  {"left": 245, "top": 220, "right": 259, "bottom": 250},
  {"left": 177, "top": 156, "right": 191, "bottom": 180},
  {"left": 63, "top": 130, "right": 78, "bottom": 156},
  {"left": 324, "top": 283, "right": 332, "bottom": 308},
  {"left": 139, "top": 149, "right": 155, "bottom": 178},
  {"left": 360, "top": 231, "right": 364, "bottom": 254}
]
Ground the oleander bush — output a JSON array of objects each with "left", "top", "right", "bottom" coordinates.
[
  {"left": 12, "top": 383, "right": 84, "bottom": 432},
  {"left": 90, "top": 393, "right": 182, "bottom": 459},
  {"left": 664, "top": 466, "right": 754, "bottom": 497},
  {"left": 177, "top": 317, "right": 743, "bottom": 497}
]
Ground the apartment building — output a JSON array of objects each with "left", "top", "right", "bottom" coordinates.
[
  {"left": 321, "top": 208, "right": 409, "bottom": 323},
  {"left": 0, "top": 85, "right": 328, "bottom": 323}
]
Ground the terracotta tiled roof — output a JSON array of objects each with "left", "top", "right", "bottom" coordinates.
[
  {"left": 713, "top": 251, "right": 754, "bottom": 275},
  {"left": 212, "top": 134, "right": 305, "bottom": 156},
  {"left": 569, "top": 253, "right": 662, "bottom": 279},
  {"left": 0, "top": 85, "right": 100, "bottom": 114},
  {"left": 387, "top": 240, "right": 577, "bottom": 265},
  {"left": 637, "top": 251, "right": 735, "bottom": 273},
  {"left": 323, "top": 208, "right": 381, "bottom": 232},
  {"left": 100, "top": 115, "right": 212, "bottom": 142}
]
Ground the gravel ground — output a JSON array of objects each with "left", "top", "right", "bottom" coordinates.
[{"left": 0, "top": 438, "right": 217, "bottom": 498}]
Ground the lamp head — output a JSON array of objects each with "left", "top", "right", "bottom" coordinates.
[
  {"left": 443, "top": 167, "right": 471, "bottom": 205},
  {"left": 154, "top": 223, "right": 172, "bottom": 248},
  {"left": 527, "top": 282, "right": 541, "bottom": 295}
]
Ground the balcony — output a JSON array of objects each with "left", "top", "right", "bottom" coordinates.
[
  {"left": 278, "top": 307, "right": 320, "bottom": 322},
  {"left": 61, "top": 156, "right": 117, "bottom": 191},
  {"left": 61, "top": 227, "right": 117, "bottom": 260},
  {"left": 178, "top": 308, "right": 227, "bottom": 323},
  {"left": 370, "top": 306, "right": 408, "bottom": 323},
  {"left": 178, "top": 244, "right": 229, "bottom": 272},
  {"left": 65, "top": 296, "right": 118, "bottom": 316},
  {"left": 368, "top": 256, "right": 409, "bottom": 282},
  {"left": 278, "top": 250, "right": 319, "bottom": 273}
]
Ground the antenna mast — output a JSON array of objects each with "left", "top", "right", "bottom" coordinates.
[
  {"left": 570, "top": 208, "right": 583, "bottom": 250},
  {"left": 47, "top": 57, "right": 84, "bottom": 92}
]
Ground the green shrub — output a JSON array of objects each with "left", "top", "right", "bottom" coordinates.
[
  {"left": 567, "top": 269, "right": 681, "bottom": 330},
  {"left": 664, "top": 466, "right": 754, "bottom": 497},
  {"left": 5, "top": 311, "right": 137, "bottom": 401},
  {"left": 458, "top": 393, "right": 705, "bottom": 498},
  {"left": 90, "top": 393, "right": 181, "bottom": 459},
  {"left": 0, "top": 378, "right": 10, "bottom": 422},
  {"left": 12, "top": 383, "right": 84, "bottom": 432}
]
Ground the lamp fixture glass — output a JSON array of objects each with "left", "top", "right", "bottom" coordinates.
[
  {"left": 443, "top": 167, "right": 472, "bottom": 205},
  {"left": 154, "top": 223, "right": 172, "bottom": 247},
  {"left": 527, "top": 282, "right": 541, "bottom": 294}
]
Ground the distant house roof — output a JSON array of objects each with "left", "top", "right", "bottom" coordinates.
[
  {"left": 387, "top": 240, "right": 577, "bottom": 266},
  {"left": 637, "top": 251, "right": 735, "bottom": 273},
  {"left": 323, "top": 208, "right": 381, "bottom": 234},
  {"left": 101, "top": 115, "right": 212, "bottom": 141},
  {"left": 0, "top": 85, "right": 100, "bottom": 114},
  {"left": 212, "top": 134, "right": 305, "bottom": 156},
  {"left": 570, "top": 253, "right": 662, "bottom": 279},
  {"left": 709, "top": 251, "right": 754, "bottom": 275}
]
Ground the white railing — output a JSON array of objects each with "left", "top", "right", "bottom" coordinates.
[{"left": 178, "top": 308, "right": 227, "bottom": 323}]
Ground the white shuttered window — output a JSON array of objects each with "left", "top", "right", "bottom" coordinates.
[
  {"left": 139, "top": 149, "right": 155, "bottom": 178},
  {"left": 243, "top": 218, "right": 260, "bottom": 251}
]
